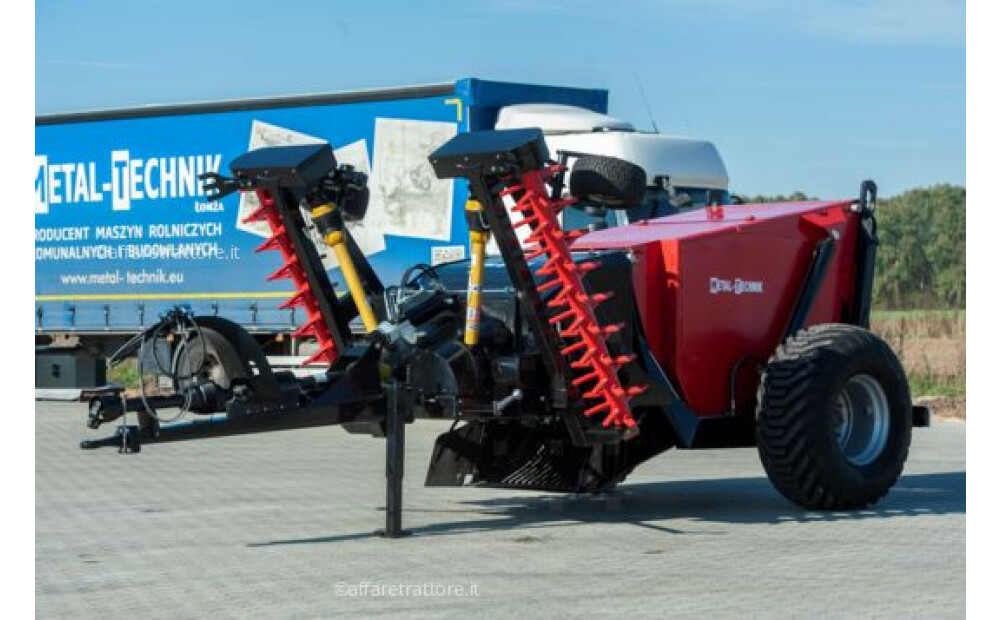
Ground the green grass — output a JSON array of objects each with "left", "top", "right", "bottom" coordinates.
[
  {"left": 871, "top": 309, "right": 965, "bottom": 322},
  {"left": 907, "top": 375, "right": 965, "bottom": 399},
  {"left": 870, "top": 310, "right": 965, "bottom": 399},
  {"left": 106, "top": 358, "right": 140, "bottom": 389}
]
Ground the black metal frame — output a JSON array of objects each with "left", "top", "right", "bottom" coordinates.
[
  {"left": 784, "top": 233, "right": 837, "bottom": 340},
  {"left": 76, "top": 130, "right": 899, "bottom": 538},
  {"left": 851, "top": 180, "right": 879, "bottom": 328},
  {"left": 783, "top": 180, "right": 880, "bottom": 339},
  {"left": 429, "top": 128, "right": 589, "bottom": 444},
  {"left": 376, "top": 379, "right": 411, "bottom": 538},
  {"left": 465, "top": 175, "right": 584, "bottom": 442},
  {"left": 267, "top": 182, "right": 359, "bottom": 345}
]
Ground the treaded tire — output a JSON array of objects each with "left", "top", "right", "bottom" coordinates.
[
  {"left": 569, "top": 155, "right": 646, "bottom": 208},
  {"left": 756, "top": 324, "right": 912, "bottom": 510}
]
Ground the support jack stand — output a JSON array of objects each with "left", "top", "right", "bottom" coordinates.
[
  {"left": 81, "top": 407, "right": 158, "bottom": 453},
  {"left": 80, "top": 424, "right": 142, "bottom": 452},
  {"left": 117, "top": 425, "right": 142, "bottom": 453},
  {"left": 375, "top": 379, "right": 411, "bottom": 539}
]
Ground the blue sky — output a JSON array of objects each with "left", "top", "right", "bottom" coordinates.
[{"left": 35, "top": 0, "right": 965, "bottom": 198}]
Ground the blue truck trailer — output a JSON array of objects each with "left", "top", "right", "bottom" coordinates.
[
  {"left": 34, "top": 79, "right": 609, "bottom": 353},
  {"left": 36, "top": 77, "right": 731, "bottom": 386}
]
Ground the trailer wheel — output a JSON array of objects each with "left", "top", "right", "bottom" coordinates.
[
  {"left": 172, "top": 326, "right": 246, "bottom": 391},
  {"left": 756, "top": 324, "right": 912, "bottom": 510},
  {"left": 569, "top": 155, "right": 647, "bottom": 208}
]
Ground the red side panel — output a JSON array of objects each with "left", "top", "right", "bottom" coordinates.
[{"left": 574, "top": 201, "right": 861, "bottom": 416}]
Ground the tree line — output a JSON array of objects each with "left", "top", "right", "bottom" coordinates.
[{"left": 736, "top": 184, "right": 966, "bottom": 310}]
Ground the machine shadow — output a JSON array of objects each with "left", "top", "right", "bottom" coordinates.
[{"left": 249, "top": 470, "right": 964, "bottom": 547}]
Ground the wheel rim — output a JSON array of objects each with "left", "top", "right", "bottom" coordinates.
[
  {"left": 197, "top": 351, "right": 227, "bottom": 385},
  {"left": 174, "top": 340, "right": 229, "bottom": 390},
  {"left": 833, "top": 374, "right": 890, "bottom": 466}
]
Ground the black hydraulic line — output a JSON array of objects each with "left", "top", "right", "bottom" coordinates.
[{"left": 783, "top": 233, "right": 837, "bottom": 341}]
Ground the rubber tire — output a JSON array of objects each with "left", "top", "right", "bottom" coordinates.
[
  {"left": 756, "top": 324, "right": 912, "bottom": 510},
  {"left": 172, "top": 326, "right": 247, "bottom": 391},
  {"left": 569, "top": 155, "right": 647, "bottom": 208}
]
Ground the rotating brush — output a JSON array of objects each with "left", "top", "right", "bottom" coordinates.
[
  {"left": 501, "top": 166, "right": 646, "bottom": 430},
  {"left": 243, "top": 189, "right": 339, "bottom": 366}
]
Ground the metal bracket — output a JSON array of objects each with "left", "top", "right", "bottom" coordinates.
[{"left": 198, "top": 172, "right": 243, "bottom": 201}]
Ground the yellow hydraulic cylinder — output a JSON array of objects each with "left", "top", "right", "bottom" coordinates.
[
  {"left": 311, "top": 204, "right": 378, "bottom": 332},
  {"left": 464, "top": 199, "right": 489, "bottom": 346}
]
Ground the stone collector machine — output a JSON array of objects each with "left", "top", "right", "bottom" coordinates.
[{"left": 82, "top": 129, "right": 929, "bottom": 536}]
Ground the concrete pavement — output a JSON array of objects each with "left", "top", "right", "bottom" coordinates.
[{"left": 36, "top": 402, "right": 965, "bottom": 618}]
